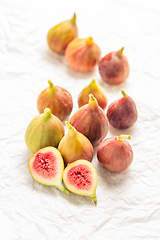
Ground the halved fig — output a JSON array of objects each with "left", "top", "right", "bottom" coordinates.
[
  {"left": 28, "top": 146, "right": 70, "bottom": 194},
  {"left": 63, "top": 159, "right": 98, "bottom": 205}
]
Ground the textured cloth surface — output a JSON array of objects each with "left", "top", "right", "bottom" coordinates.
[{"left": 0, "top": 0, "right": 160, "bottom": 239}]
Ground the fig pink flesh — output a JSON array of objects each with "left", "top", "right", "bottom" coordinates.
[
  {"left": 32, "top": 151, "right": 57, "bottom": 179},
  {"left": 67, "top": 164, "right": 92, "bottom": 190}
]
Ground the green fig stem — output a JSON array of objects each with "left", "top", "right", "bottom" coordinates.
[
  {"left": 70, "top": 12, "right": 76, "bottom": 24},
  {"left": 86, "top": 37, "right": 93, "bottom": 46},
  {"left": 117, "top": 135, "right": 131, "bottom": 142},
  {"left": 65, "top": 121, "right": 74, "bottom": 131},
  {"left": 43, "top": 108, "right": 52, "bottom": 121},
  {"left": 118, "top": 47, "right": 124, "bottom": 58},
  {"left": 92, "top": 196, "right": 97, "bottom": 205},
  {"left": 89, "top": 94, "right": 98, "bottom": 108},
  {"left": 57, "top": 185, "right": 70, "bottom": 194},
  {"left": 48, "top": 80, "right": 54, "bottom": 88},
  {"left": 121, "top": 90, "right": 127, "bottom": 97}
]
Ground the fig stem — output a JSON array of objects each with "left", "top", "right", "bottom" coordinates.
[
  {"left": 86, "top": 37, "right": 93, "bottom": 46},
  {"left": 121, "top": 90, "right": 127, "bottom": 97},
  {"left": 43, "top": 108, "right": 52, "bottom": 121},
  {"left": 118, "top": 47, "right": 124, "bottom": 58},
  {"left": 92, "top": 196, "right": 97, "bottom": 205},
  {"left": 48, "top": 80, "right": 54, "bottom": 88},
  {"left": 118, "top": 135, "right": 131, "bottom": 142},
  {"left": 89, "top": 94, "right": 98, "bottom": 107},
  {"left": 65, "top": 121, "right": 74, "bottom": 131},
  {"left": 70, "top": 12, "right": 76, "bottom": 24}
]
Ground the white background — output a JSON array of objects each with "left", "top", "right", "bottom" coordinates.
[{"left": 0, "top": 0, "right": 160, "bottom": 239}]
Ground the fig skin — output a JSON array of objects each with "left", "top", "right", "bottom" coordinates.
[
  {"left": 28, "top": 146, "right": 70, "bottom": 194},
  {"left": 107, "top": 90, "right": 138, "bottom": 129},
  {"left": 98, "top": 47, "right": 129, "bottom": 85},
  {"left": 78, "top": 79, "right": 107, "bottom": 110},
  {"left": 65, "top": 37, "right": 101, "bottom": 72},
  {"left": 63, "top": 159, "right": 98, "bottom": 205},
  {"left": 58, "top": 121, "right": 93, "bottom": 166},
  {"left": 25, "top": 108, "right": 65, "bottom": 153},
  {"left": 47, "top": 13, "right": 78, "bottom": 54},
  {"left": 69, "top": 94, "right": 109, "bottom": 146},
  {"left": 37, "top": 80, "right": 73, "bottom": 121},
  {"left": 97, "top": 135, "right": 133, "bottom": 172}
]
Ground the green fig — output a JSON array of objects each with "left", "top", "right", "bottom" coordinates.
[
  {"left": 78, "top": 79, "right": 107, "bottom": 110},
  {"left": 58, "top": 121, "right": 93, "bottom": 166},
  {"left": 63, "top": 159, "right": 98, "bottom": 205},
  {"left": 25, "top": 108, "right": 65, "bottom": 153},
  {"left": 28, "top": 146, "right": 70, "bottom": 194},
  {"left": 47, "top": 13, "right": 78, "bottom": 54},
  {"left": 37, "top": 80, "right": 73, "bottom": 121}
]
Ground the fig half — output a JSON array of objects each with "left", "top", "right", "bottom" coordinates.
[
  {"left": 63, "top": 159, "right": 98, "bottom": 205},
  {"left": 28, "top": 147, "right": 70, "bottom": 194}
]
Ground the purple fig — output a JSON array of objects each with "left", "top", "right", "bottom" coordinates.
[
  {"left": 98, "top": 47, "right": 129, "bottom": 85},
  {"left": 97, "top": 135, "right": 133, "bottom": 172},
  {"left": 69, "top": 94, "right": 109, "bottom": 146},
  {"left": 107, "top": 90, "right": 138, "bottom": 129}
]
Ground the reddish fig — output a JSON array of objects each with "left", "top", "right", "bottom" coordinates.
[
  {"left": 63, "top": 159, "right": 98, "bottom": 205},
  {"left": 25, "top": 108, "right": 65, "bottom": 153},
  {"left": 78, "top": 79, "right": 107, "bottom": 110},
  {"left": 69, "top": 94, "right": 108, "bottom": 146},
  {"left": 58, "top": 121, "right": 93, "bottom": 165},
  {"left": 37, "top": 80, "right": 73, "bottom": 121},
  {"left": 97, "top": 135, "right": 133, "bottom": 172},
  {"left": 47, "top": 13, "right": 78, "bottom": 54},
  {"left": 65, "top": 37, "right": 101, "bottom": 72},
  {"left": 98, "top": 47, "right": 129, "bottom": 85},
  {"left": 107, "top": 90, "right": 138, "bottom": 129},
  {"left": 28, "top": 147, "right": 70, "bottom": 194}
]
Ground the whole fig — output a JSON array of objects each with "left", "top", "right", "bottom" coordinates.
[
  {"left": 78, "top": 79, "right": 107, "bottom": 110},
  {"left": 25, "top": 108, "right": 65, "bottom": 153},
  {"left": 97, "top": 135, "right": 133, "bottom": 172},
  {"left": 107, "top": 90, "right": 138, "bottom": 129},
  {"left": 37, "top": 80, "right": 73, "bottom": 121},
  {"left": 58, "top": 121, "right": 93, "bottom": 165},
  {"left": 98, "top": 47, "right": 129, "bottom": 85},
  {"left": 65, "top": 37, "right": 101, "bottom": 72},
  {"left": 69, "top": 94, "right": 109, "bottom": 146},
  {"left": 47, "top": 13, "right": 78, "bottom": 54}
]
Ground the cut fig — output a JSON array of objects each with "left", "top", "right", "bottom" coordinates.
[
  {"left": 28, "top": 146, "right": 70, "bottom": 194},
  {"left": 63, "top": 159, "right": 98, "bottom": 205}
]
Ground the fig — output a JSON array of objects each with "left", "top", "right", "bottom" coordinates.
[
  {"left": 47, "top": 13, "right": 78, "bottom": 54},
  {"left": 25, "top": 108, "right": 65, "bottom": 153},
  {"left": 97, "top": 135, "right": 133, "bottom": 172},
  {"left": 107, "top": 90, "right": 138, "bottom": 129},
  {"left": 63, "top": 159, "right": 98, "bottom": 205},
  {"left": 37, "top": 80, "right": 73, "bottom": 121},
  {"left": 78, "top": 79, "right": 107, "bottom": 110},
  {"left": 69, "top": 94, "right": 109, "bottom": 146},
  {"left": 28, "top": 146, "right": 70, "bottom": 194},
  {"left": 58, "top": 121, "right": 93, "bottom": 166},
  {"left": 98, "top": 47, "right": 130, "bottom": 85},
  {"left": 65, "top": 37, "right": 101, "bottom": 72}
]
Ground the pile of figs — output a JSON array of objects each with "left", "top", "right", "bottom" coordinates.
[{"left": 25, "top": 13, "right": 138, "bottom": 205}]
